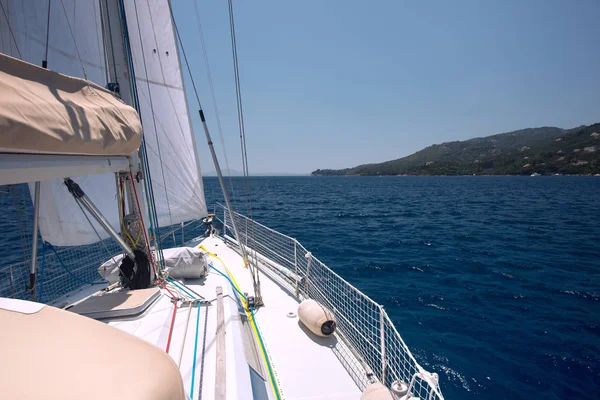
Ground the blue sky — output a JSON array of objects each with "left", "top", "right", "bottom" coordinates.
[{"left": 172, "top": 0, "right": 600, "bottom": 174}]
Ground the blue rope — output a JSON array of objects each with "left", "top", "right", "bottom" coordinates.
[
  {"left": 209, "top": 264, "right": 248, "bottom": 301},
  {"left": 190, "top": 303, "right": 201, "bottom": 398},
  {"left": 207, "top": 263, "right": 280, "bottom": 399},
  {"left": 44, "top": 242, "right": 107, "bottom": 286},
  {"left": 167, "top": 277, "right": 198, "bottom": 300},
  {"left": 251, "top": 309, "right": 282, "bottom": 400}
]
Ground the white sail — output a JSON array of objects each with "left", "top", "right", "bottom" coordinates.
[
  {"left": 1, "top": 0, "right": 121, "bottom": 246},
  {"left": 123, "top": 0, "right": 207, "bottom": 227}
]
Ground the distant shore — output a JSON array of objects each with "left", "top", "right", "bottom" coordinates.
[{"left": 310, "top": 173, "right": 600, "bottom": 177}]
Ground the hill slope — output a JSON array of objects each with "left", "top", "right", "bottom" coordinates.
[{"left": 312, "top": 123, "right": 600, "bottom": 176}]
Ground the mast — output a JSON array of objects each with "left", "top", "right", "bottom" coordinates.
[
  {"left": 99, "top": 0, "right": 144, "bottom": 214},
  {"left": 99, "top": 0, "right": 161, "bottom": 274}
]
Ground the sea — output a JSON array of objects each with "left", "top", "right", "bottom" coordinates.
[
  {"left": 2, "top": 176, "right": 599, "bottom": 399},
  {"left": 203, "top": 176, "right": 600, "bottom": 400}
]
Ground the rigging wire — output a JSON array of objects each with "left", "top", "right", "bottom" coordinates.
[
  {"left": 101, "top": 0, "right": 118, "bottom": 81},
  {"left": 91, "top": 0, "right": 106, "bottom": 84},
  {"left": 226, "top": 0, "right": 260, "bottom": 293},
  {"left": 72, "top": 187, "right": 122, "bottom": 267},
  {"left": 166, "top": 2, "right": 202, "bottom": 112},
  {"left": 97, "top": 0, "right": 111, "bottom": 84},
  {"left": 227, "top": 0, "right": 251, "bottom": 205},
  {"left": 59, "top": 0, "right": 88, "bottom": 80},
  {"left": 0, "top": 0, "right": 22, "bottom": 58},
  {"left": 167, "top": 1, "right": 259, "bottom": 294},
  {"left": 43, "top": 0, "right": 51, "bottom": 67},
  {"left": 192, "top": 0, "right": 236, "bottom": 201}
]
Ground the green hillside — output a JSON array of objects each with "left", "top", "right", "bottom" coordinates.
[{"left": 312, "top": 123, "right": 600, "bottom": 176}]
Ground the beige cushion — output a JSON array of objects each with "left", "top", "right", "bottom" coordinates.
[{"left": 0, "top": 299, "right": 185, "bottom": 400}]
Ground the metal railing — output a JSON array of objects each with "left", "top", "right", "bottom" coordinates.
[
  {"left": 158, "top": 219, "right": 205, "bottom": 248},
  {"left": 214, "top": 203, "right": 444, "bottom": 400},
  {"left": 1, "top": 183, "right": 122, "bottom": 304},
  {"left": 0, "top": 217, "right": 206, "bottom": 305}
]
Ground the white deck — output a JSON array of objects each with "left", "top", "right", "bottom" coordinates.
[
  {"left": 62, "top": 235, "right": 364, "bottom": 400},
  {"left": 97, "top": 240, "right": 253, "bottom": 400},
  {"left": 200, "top": 235, "right": 363, "bottom": 400}
]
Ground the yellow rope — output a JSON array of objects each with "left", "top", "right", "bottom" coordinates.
[{"left": 198, "top": 244, "right": 281, "bottom": 399}]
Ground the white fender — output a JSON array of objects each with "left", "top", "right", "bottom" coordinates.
[{"left": 297, "top": 299, "right": 337, "bottom": 337}]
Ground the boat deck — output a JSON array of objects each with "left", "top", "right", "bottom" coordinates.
[
  {"left": 64, "top": 235, "right": 364, "bottom": 400},
  {"left": 199, "top": 235, "right": 363, "bottom": 400}
]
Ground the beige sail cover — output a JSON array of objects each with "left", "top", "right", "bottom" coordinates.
[{"left": 0, "top": 52, "right": 142, "bottom": 156}]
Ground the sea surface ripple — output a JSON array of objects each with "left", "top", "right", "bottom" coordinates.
[{"left": 205, "top": 176, "right": 600, "bottom": 400}]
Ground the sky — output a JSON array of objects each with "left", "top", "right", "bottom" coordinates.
[{"left": 171, "top": 0, "right": 600, "bottom": 175}]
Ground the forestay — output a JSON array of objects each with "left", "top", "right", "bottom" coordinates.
[{"left": 124, "top": 0, "right": 207, "bottom": 227}]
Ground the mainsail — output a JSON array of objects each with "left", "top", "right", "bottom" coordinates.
[
  {"left": 1, "top": 0, "right": 206, "bottom": 246},
  {"left": 1, "top": 0, "right": 122, "bottom": 246},
  {"left": 124, "top": 0, "right": 207, "bottom": 227}
]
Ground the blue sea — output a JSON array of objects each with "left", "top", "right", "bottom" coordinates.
[
  {"left": 204, "top": 176, "right": 600, "bottom": 400},
  {"left": 2, "top": 176, "right": 599, "bottom": 399}
]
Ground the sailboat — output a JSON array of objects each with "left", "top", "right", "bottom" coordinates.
[{"left": 0, "top": 1, "right": 444, "bottom": 399}]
